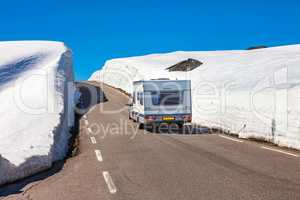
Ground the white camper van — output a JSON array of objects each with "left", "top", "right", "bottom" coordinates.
[{"left": 129, "top": 79, "right": 192, "bottom": 129}]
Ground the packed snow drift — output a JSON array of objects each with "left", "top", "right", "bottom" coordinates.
[
  {"left": 90, "top": 44, "right": 300, "bottom": 150},
  {"left": 0, "top": 41, "right": 75, "bottom": 185}
]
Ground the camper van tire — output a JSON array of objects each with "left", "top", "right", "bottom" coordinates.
[
  {"left": 177, "top": 123, "right": 184, "bottom": 129},
  {"left": 138, "top": 123, "right": 144, "bottom": 129}
]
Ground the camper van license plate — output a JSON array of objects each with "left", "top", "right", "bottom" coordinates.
[{"left": 163, "top": 116, "right": 175, "bottom": 121}]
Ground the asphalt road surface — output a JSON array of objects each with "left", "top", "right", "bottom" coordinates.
[{"left": 2, "top": 81, "right": 300, "bottom": 200}]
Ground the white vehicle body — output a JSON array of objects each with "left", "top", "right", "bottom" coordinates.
[{"left": 129, "top": 79, "right": 192, "bottom": 127}]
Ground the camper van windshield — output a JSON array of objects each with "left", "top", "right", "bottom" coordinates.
[{"left": 151, "top": 91, "right": 181, "bottom": 106}]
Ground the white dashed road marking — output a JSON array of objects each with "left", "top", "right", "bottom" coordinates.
[
  {"left": 219, "top": 135, "right": 244, "bottom": 143},
  {"left": 87, "top": 127, "right": 92, "bottom": 133},
  {"left": 103, "top": 171, "right": 117, "bottom": 194},
  {"left": 95, "top": 150, "right": 103, "bottom": 162},
  {"left": 261, "top": 146, "right": 299, "bottom": 157},
  {"left": 84, "top": 120, "right": 89, "bottom": 126},
  {"left": 90, "top": 137, "right": 97, "bottom": 144}
]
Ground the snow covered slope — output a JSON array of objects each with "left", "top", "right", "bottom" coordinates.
[
  {"left": 90, "top": 44, "right": 300, "bottom": 150},
  {"left": 0, "top": 41, "right": 75, "bottom": 185}
]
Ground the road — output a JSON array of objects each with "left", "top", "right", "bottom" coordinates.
[{"left": 2, "top": 81, "right": 300, "bottom": 200}]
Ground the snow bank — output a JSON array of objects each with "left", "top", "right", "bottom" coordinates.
[
  {"left": 0, "top": 41, "right": 75, "bottom": 185},
  {"left": 90, "top": 44, "right": 300, "bottom": 150}
]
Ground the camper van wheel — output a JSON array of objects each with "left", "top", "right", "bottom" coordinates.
[
  {"left": 138, "top": 123, "right": 144, "bottom": 129},
  {"left": 178, "top": 123, "right": 184, "bottom": 129}
]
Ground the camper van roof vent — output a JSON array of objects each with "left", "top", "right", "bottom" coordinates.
[
  {"left": 166, "top": 58, "right": 202, "bottom": 72},
  {"left": 150, "top": 78, "right": 170, "bottom": 80}
]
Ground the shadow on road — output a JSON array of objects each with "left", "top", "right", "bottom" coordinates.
[
  {"left": 75, "top": 81, "right": 108, "bottom": 115},
  {"left": 0, "top": 161, "right": 64, "bottom": 197}
]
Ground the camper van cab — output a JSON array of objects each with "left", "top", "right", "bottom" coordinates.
[{"left": 129, "top": 79, "right": 192, "bottom": 129}]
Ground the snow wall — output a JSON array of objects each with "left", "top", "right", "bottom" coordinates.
[
  {"left": 0, "top": 41, "right": 75, "bottom": 185},
  {"left": 89, "top": 44, "right": 300, "bottom": 150}
]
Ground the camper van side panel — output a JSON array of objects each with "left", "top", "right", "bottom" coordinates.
[{"left": 132, "top": 81, "right": 145, "bottom": 122}]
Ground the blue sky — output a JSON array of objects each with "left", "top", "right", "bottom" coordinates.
[{"left": 0, "top": 0, "right": 299, "bottom": 80}]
